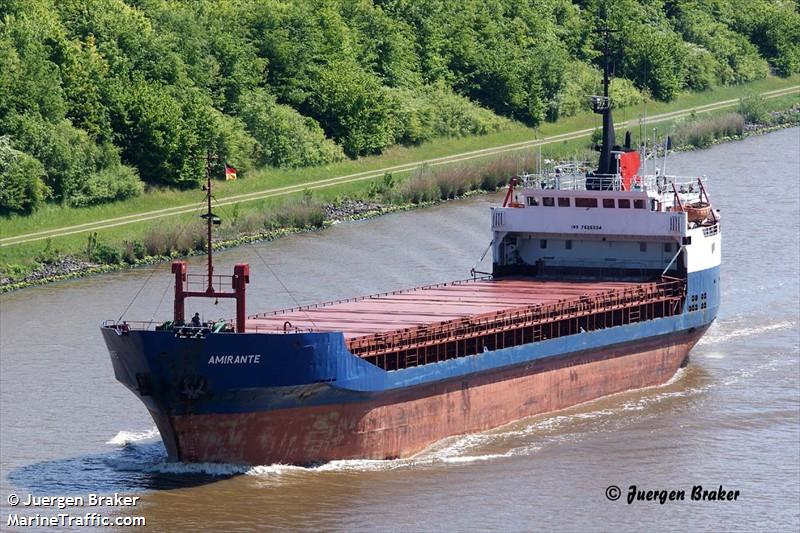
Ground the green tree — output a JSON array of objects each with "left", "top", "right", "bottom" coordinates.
[
  {"left": 340, "top": 0, "right": 422, "bottom": 87},
  {"left": 55, "top": 0, "right": 186, "bottom": 84},
  {"left": 0, "top": 2, "right": 68, "bottom": 123},
  {"left": 728, "top": 0, "right": 800, "bottom": 76},
  {"left": 0, "top": 0, "right": 792, "bottom": 215},
  {"left": 308, "top": 59, "right": 395, "bottom": 157},
  {"left": 59, "top": 35, "right": 112, "bottom": 141},
  {"left": 107, "top": 78, "right": 203, "bottom": 186},
  {"left": 682, "top": 44, "right": 719, "bottom": 91},
  {"left": 620, "top": 27, "right": 686, "bottom": 101}
]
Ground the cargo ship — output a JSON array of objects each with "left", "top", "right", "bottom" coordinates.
[{"left": 101, "top": 33, "right": 720, "bottom": 465}]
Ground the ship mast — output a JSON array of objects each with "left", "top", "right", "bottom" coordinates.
[
  {"left": 205, "top": 152, "right": 214, "bottom": 293},
  {"left": 170, "top": 153, "right": 250, "bottom": 332},
  {"left": 592, "top": 23, "right": 618, "bottom": 179}
]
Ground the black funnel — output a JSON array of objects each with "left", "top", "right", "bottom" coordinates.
[{"left": 596, "top": 106, "right": 616, "bottom": 176}]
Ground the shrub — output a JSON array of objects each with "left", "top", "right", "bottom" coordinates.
[
  {"left": 238, "top": 89, "right": 343, "bottom": 168},
  {"left": 274, "top": 200, "right": 325, "bottom": 228},
  {"left": 772, "top": 105, "right": 800, "bottom": 125},
  {"left": 388, "top": 85, "right": 510, "bottom": 145},
  {"left": 390, "top": 154, "right": 520, "bottom": 205},
  {"left": 34, "top": 238, "right": 61, "bottom": 265},
  {"left": 122, "top": 240, "right": 146, "bottom": 263},
  {"left": 5, "top": 114, "right": 120, "bottom": 203},
  {"left": 435, "top": 166, "right": 479, "bottom": 199},
  {"left": 738, "top": 94, "right": 771, "bottom": 125},
  {"left": 393, "top": 173, "right": 439, "bottom": 204},
  {"left": 477, "top": 157, "right": 517, "bottom": 191},
  {"left": 672, "top": 113, "right": 744, "bottom": 148},
  {"left": 143, "top": 225, "right": 205, "bottom": 256},
  {"left": 556, "top": 62, "right": 600, "bottom": 119},
  {"left": 205, "top": 108, "right": 259, "bottom": 176},
  {"left": 107, "top": 80, "right": 209, "bottom": 187},
  {"left": 0, "top": 263, "right": 31, "bottom": 281},
  {"left": 143, "top": 227, "right": 169, "bottom": 257},
  {"left": 233, "top": 211, "right": 268, "bottom": 234},
  {"left": 424, "top": 86, "right": 509, "bottom": 138},
  {"left": 0, "top": 136, "right": 46, "bottom": 214},
  {"left": 85, "top": 232, "right": 98, "bottom": 258},
  {"left": 621, "top": 27, "right": 686, "bottom": 101},
  {"left": 683, "top": 44, "right": 719, "bottom": 91},
  {"left": 367, "top": 173, "right": 396, "bottom": 198},
  {"left": 67, "top": 164, "right": 144, "bottom": 208},
  {"left": 91, "top": 242, "right": 122, "bottom": 264}
]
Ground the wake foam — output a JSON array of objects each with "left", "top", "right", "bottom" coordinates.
[
  {"left": 106, "top": 427, "right": 160, "bottom": 446},
  {"left": 698, "top": 321, "right": 794, "bottom": 346},
  {"left": 439, "top": 452, "right": 514, "bottom": 464}
]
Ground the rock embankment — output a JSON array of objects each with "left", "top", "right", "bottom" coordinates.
[
  {"left": 744, "top": 105, "right": 800, "bottom": 133},
  {"left": 1, "top": 257, "right": 99, "bottom": 287},
  {"left": 323, "top": 199, "right": 385, "bottom": 220}
]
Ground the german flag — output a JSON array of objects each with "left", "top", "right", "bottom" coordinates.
[{"left": 224, "top": 164, "right": 238, "bottom": 181}]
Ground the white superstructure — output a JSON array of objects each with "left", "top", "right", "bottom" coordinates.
[{"left": 491, "top": 164, "right": 721, "bottom": 280}]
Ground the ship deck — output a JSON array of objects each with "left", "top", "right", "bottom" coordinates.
[{"left": 246, "top": 278, "right": 655, "bottom": 339}]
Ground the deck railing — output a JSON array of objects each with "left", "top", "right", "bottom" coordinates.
[
  {"left": 184, "top": 273, "right": 235, "bottom": 293},
  {"left": 102, "top": 319, "right": 159, "bottom": 331}
]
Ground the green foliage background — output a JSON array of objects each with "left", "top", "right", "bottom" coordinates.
[{"left": 1, "top": 0, "right": 797, "bottom": 214}]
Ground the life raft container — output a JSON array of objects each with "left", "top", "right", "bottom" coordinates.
[{"left": 686, "top": 201, "right": 711, "bottom": 223}]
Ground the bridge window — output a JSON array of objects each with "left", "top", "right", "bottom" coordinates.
[
  {"left": 602, "top": 198, "right": 615, "bottom": 208},
  {"left": 634, "top": 199, "right": 646, "bottom": 209},
  {"left": 542, "top": 197, "right": 555, "bottom": 206},
  {"left": 540, "top": 239, "right": 548, "bottom": 249},
  {"left": 618, "top": 199, "right": 630, "bottom": 208},
  {"left": 527, "top": 196, "right": 538, "bottom": 206},
  {"left": 558, "top": 197, "right": 570, "bottom": 207},
  {"left": 664, "top": 243, "right": 672, "bottom": 253},
  {"left": 575, "top": 198, "right": 598, "bottom": 208},
  {"left": 565, "top": 240, "right": 573, "bottom": 250},
  {"left": 639, "top": 242, "right": 647, "bottom": 252}
]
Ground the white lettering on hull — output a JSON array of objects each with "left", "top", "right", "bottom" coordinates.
[{"left": 207, "top": 354, "right": 262, "bottom": 364}]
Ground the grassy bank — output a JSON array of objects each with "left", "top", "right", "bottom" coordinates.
[
  {"left": 1, "top": 84, "right": 799, "bottom": 290},
  {"left": 2, "top": 75, "right": 797, "bottom": 239},
  {"left": 670, "top": 94, "right": 799, "bottom": 148}
]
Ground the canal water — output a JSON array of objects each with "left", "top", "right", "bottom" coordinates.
[{"left": 1, "top": 128, "right": 798, "bottom": 531}]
